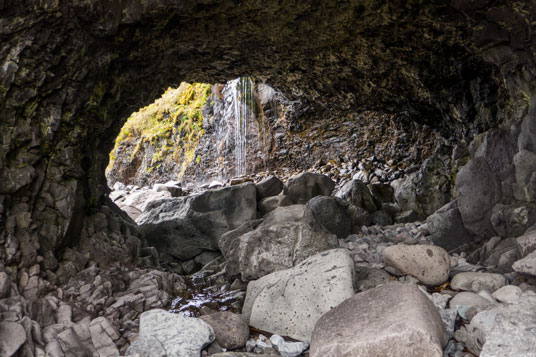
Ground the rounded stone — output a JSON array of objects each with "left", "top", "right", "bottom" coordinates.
[
  {"left": 382, "top": 244, "right": 450, "bottom": 286},
  {"left": 450, "top": 272, "right": 507, "bottom": 293}
]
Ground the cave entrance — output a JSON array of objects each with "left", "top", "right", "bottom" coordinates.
[{"left": 106, "top": 78, "right": 278, "bottom": 192}]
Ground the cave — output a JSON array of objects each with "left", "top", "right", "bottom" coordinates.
[{"left": 1, "top": 1, "right": 536, "bottom": 356}]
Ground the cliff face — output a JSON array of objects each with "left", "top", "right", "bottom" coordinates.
[
  {"left": 109, "top": 79, "right": 444, "bottom": 187},
  {"left": 1, "top": 0, "right": 535, "bottom": 268}
]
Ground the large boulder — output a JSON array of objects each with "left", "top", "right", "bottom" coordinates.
[
  {"left": 335, "top": 179, "right": 377, "bottom": 212},
  {"left": 455, "top": 292, "right": 536, "bottom": 356},
  {"left": 0, "top": 322, "right": 27, "bottom": 357},
  {"left": 309, "top": 282, "right": 447, "bottom": 357},
  {"left": 284, "top": 172, "right": 335, "bottom": 204},
  {"left": 258, "top": 195, "right": 293, "bottom": 215},
  {"left": 126, "top": 309, "right": 215, "bottom": 357},
  {"left": 513, "top": 149, "right": 536, "bottom": 201},
  {"left": 392, "top": 150, "right": 454, "bottom": 218},
  {"left": 382, "top": 244, "right": 450, "bottom": 286},
  {"left": 426, "top": 200, "right": 473, "bottom": 251},
  {"left": 137, "top": 183, "right": 257, "bottom": 261},
  {"left": 242, "top": 249, "right": 355, "bottom": 342},
  {"left": 306, "top": 196, "right": 352, "bottom": 238},
  {"left": 456, "top": 157, "right": 501, "bottom": 238},
  {"left": 256, "top": 175, "right": 284, "bottom": 199},
  {"left": 490, "top": 203, "right": 536, "bottom": 238},
  {"left": 474, "top": 127, "right": 517, "bottom": 181},
  {"left": 219, "top": 205, "right": 339, "bottom": 281}
]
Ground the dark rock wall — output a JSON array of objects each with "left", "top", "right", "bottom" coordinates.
[{"left": 1, "top": 0, "right": 536, "bottom": 268}]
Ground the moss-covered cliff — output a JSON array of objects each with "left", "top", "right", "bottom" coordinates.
[{"left": 107, "top": 83, "right": 211, "bottom": 185}]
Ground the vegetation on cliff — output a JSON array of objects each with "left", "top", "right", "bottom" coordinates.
[{"left": 107, "top": 82, "right": 212, "bottom": 183}]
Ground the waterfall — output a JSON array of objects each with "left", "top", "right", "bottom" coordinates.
[{"left": 230, "top": 77, "right": 253, "bottom": 177}]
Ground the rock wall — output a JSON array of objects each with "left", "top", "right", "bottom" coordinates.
[{"left": 111, "top": 78, "right": 446, "bottom": 187}]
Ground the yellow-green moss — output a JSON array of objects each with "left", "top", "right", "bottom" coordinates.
[{"left": 108, "top": 82, "right": 212, "bottom": 178}]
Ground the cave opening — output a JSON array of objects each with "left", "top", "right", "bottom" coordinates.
[{"left": 2, "top": 1, "right": 536, "bottom": 356}]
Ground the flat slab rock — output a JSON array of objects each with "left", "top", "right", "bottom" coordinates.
[
  {"left": 309, "top": 282, "right": 447, "bottom": 357},
  {"left": 242, "top": 249, "right": 355, "bottom": 342}
]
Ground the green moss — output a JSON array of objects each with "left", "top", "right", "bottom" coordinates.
[{"left": 108, "top": 82, "right": 212, "bottom": 178}]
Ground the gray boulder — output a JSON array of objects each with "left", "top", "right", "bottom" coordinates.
[
  {"left": 392, "top": 152, "right": 453, "bottom": 218},
  {"left": 426, "top": 200, "right": 473, "bottom": 251},
  {"left": 335, "top": 179, "right": 377, "bottom": 212},
  {"left": 306, "top": 196, "right": 351, "bottom": 238},
  {"left": 514, "top": 149, "right": 536, "bottom": 201},
  {"left": 309, "top": 282, "right": 447, "bottom": 357},
  {"left": 371, "top": 210, "right": 393, "bottom": 226},
  {"left": 242, "top": 249, "right": 355, "bottom": 342},
  {"left": 456, "top": 157, "right": 501, "bottom": 238},
  {"left": 474, "top": 127, "right": 517, "bottom": 181},
  {"left": 0, "top": 322, "right": 27, "bottom": 357},
  {"left": 490, "top": 203, "right": 536, "bottom": 238},
  {"left": 284, "top": 172, "right": 335, "bottom": 204},
  {"left": 451, "top": 272, "right": 507, "bottom": 293},
  {"left": 220, "top": 205, "right": 338, "bottom": 281},
  {"left": 512, "top": 250, "right": 536, "bottom": 276},
  {"left": 200, "top": 312, "right": 250, "bottom": 349},
  {"left": 137, "top": 183, "right": 257, "bottom": 261},
  {"left": 126, "top": 309, "right": 215, "bottom": 357},
  {"left": 256, "top": 176, "right": 284, "bottom": 199},
  {"left": 368, "top": 183, "right": 394, "bottom": 205},
  {"left": 455, "top": 292, "right": 536, "bottom": 356},
  {"left": 259, "top": 195, "right": 293, "bottom": 215},
  {"left": 382, "top": 244, "right": 450, "bottom": 286},
  {"left": 0, "top": 272, "right": 11, "bottom": 298},
  {"left": 516, "top": 230, "right": 536, "bottom": 256}
]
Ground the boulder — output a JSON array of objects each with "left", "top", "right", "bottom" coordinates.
[
  {"left": 490, "top": 203, "right": 536, "bottom": 238},
  {"left": 347, "top": 205, "right": 372, "bottom": 227},
  {"left": 382, "top": 244, "right": 450, "bottom": 286},
  {"left": 242, "top": 249, "right": 355, "bottom": 342},
  {"left": 126, "top": 309, "right": 215, "bottom": 357},
  {"left": 335, "top": 179, "right": 377, "bottom": 212},
  {"left": 451, "top": 272, "right": 507, "bottom": 293},
  {"left": 513, "top": 149, "right": 536, "bottom": 201},
  {"left": 200, "top": 312, "right": 250, "bottom": 349},
  {"left": 306, "top": 196, "right": 351, "bottom": 238},
  {"left": 259, "top": 195, "right": 293, "bottom": 215},
  {"left": 256, "top": 176, "right": 284, "bottom": 199},
  {"left": 371, "top": 210, "right": 393, "bottom": 226},
  {"left": 88, "top": 317, "right": 120, "bottom": 357},
  {"left": 512, "top": 250, "right": 536, "bottom": 276},
  {"left": 449, "top": 292, "right": 493, "bottom": 320},
  {"left": 474, "top": 127, "right": 517, "bottom": 181},
  {"left": 368, "top": 183, "right": 394, "bottom": 205},
  {"left": 395, "top": 209, "right": 419, "bottom": 223},
  {"left": 426, "top": 200, "right": 473, "bottom": 251},
  {"left": 309, "top": 282, "right": 447, "bottom": 357},
  {"left": 455, "top": 292, "right": 536, "bottom": 356},
  {"left": 220, "top": 205, "right": 339, "bottom": 281},
  {"left": 516, "top": 229, "right": 536, "bottom": 257},
  {"left": 121, "top": 189, "right": 172, "bottom": 212},
  {"left": 0, "top": 272, "right": 11, "bottom": 298},
  {"left": 153, "top": 182, "right": 182, "bottom": 197},
  {"left": 392, "top": 152, "right": 453, "bottom": 218},
  {"left": 284, "top": 172, "right": 335, "bottom": 204},
  {"left": 137, "top": 183, "right": 257, "bottom": 261},
  {"left": 456, "top": 157, "right": 501, "bottom": 238},
  {"left": 492, "top": 285, "right": 523, "bottom": 304},
  {"left": 0, "top": 322, "right": 27, "bottom": 357}
]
